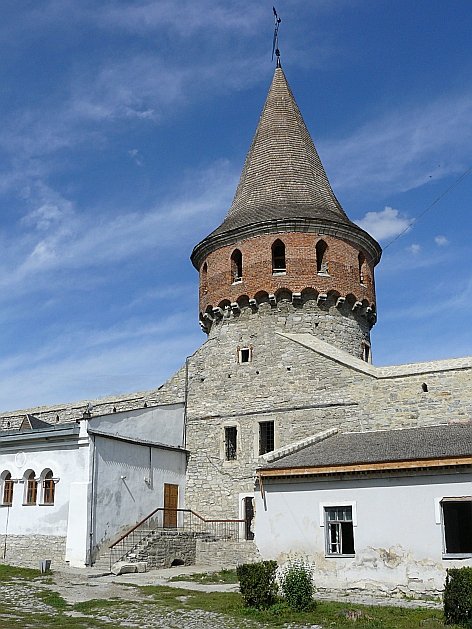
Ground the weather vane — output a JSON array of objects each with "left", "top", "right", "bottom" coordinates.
[{"left": 272, "top": 6, "right": 282, "bottom": 67}]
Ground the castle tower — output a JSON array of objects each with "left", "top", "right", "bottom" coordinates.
[{"left": 191, "top": 67, "right": 381, "bottom": 360}]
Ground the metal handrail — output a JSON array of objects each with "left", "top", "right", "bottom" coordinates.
[{"left": 109, "top": 507, "right": 245, "bottom": 550}]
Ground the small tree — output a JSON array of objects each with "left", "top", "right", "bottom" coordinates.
[
  {"left": 280, "top": 559, "right": 316, "bottom": 612},
  {"left": 444, "top": 567, "right": 472, "bottom": 626},
  {"left": 236, "top": 560, "right": 278, "bottom": 608}
]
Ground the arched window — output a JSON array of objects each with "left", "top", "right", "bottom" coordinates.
[
  {"left": 231, "top": 249, "right": 243, "bottom": 282},
  {"left": 1, "top": 471, "right": 13, "bottom": 506},
  {"left": 24, "top": 470, "right": 37, "bottom": 505},
  {"left": 201, "top": 262, "right": 208, "bottom": 292},
  {"left": 358, "top": 252, "right": 366, "bottom": 284},
  {"left": 41, "top": 470, "right": 55, "bottom": 505},
  {"left": 316, "top": 240, "right": 329, "bottom": 274},
  {"left": 272, "top": 240, "right": 286, "bottom": 273}
]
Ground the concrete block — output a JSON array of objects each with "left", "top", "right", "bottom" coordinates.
[{"left": 111, "top": 561, "right": 138, "bottom": 575}]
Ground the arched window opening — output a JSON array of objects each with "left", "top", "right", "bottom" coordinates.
[
  {"left": 316, "top": 240, "right": 329, "bottom": 275},
  {"left": 2, "top": 472, "right": 13, "bottom": 505},
  {"left": 201, "top": 262, "right": 208, "bottom": 290},
  {"left": 24, "top": 471, "right": 37, "bottom": 505},
  {"left": 361, "top": 342, "right": 371, "bottom": 364},
  {"left": 272, "top": 240, "right": 286, "bottom": 274},
  {"left": 42, "top": 470, "right": 55, "bottom": 505},
  {"left": 231, "top": 249, "right": 243, "bottom": 283},
  {"left": 358, "top": 252, "right": 366, "bottom": 284}
]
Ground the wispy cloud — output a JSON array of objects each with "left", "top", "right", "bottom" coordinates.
[
  {"left": 322, "top": 92, "right": 472, "bottom": 197},
  {"left": 435, "top": 235, "right": 449, "bottom": 247}
]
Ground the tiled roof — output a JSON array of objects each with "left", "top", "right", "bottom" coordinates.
[
  {"left": 191, "top": 67, "right": 381, "bottom": 268},
  {"left": 261, "top": 423, "right": 472, "bottom": 472}
]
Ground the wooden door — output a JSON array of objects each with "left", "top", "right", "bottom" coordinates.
[{"left": 163, "top": 483, "right": 178, "bottom": 528}]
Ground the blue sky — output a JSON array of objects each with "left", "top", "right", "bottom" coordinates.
[{"left": 1, "top": 0, "right": 471, "bottom": 411}]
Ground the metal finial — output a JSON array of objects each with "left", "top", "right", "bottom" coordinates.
[{"left": 272, "top": 6, "right": 282, "bottom": 66}]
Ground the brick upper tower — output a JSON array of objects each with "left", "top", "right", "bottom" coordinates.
[{"left": 191, "top": 66, "right": 381, "bottom": 360}]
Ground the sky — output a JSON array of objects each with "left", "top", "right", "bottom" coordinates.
[{"left": 0, "top": 0, "right": 471, "bottom": 412}]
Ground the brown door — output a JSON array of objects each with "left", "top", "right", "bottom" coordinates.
[{"left": 163, "top": 483, "right": 178, "bottom": 528}]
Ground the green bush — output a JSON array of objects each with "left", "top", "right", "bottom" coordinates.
[
  {"left": 444, "top": 567, "right": 472, "bottom": 626},
  {"left": 236, "top": 560, "right": 278, "bottom": 608},
  {"left": 280, "top": 559, "right": 315, "bottom": 611}
]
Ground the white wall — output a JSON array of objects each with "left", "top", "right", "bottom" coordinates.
[
  {"left": 91, "top": 434, "right": 187, "bottom": 556},
  {"left": 255, "top": 471, "right": 472, "bottom": 594},
  {"left": 90, "top": 403, "right": 185, "bottom": 447}
]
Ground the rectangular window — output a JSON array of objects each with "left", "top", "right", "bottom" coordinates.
[
  {"left": 2, "top": 479, "right": 13, "bottom": 505},
  {"left": 259, "top": 421, "right": 274, "bottom": 455},
  {"left": 225, "top": 426, "right": 237, "bottom": 460},
  {"left": 325, "top": 506, "right": 355, "bottom": 556},
  {"left": 442, "top": 500, "right": 472, "bottom": 555},
  {"left": 238, "top": 347, "right": 252, "bottom": 363}
]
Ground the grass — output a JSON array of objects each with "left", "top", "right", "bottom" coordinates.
[
  {"left": 0, "top": 564, "right": 42, "bottom": 581},
  {"left": 139, "top": 585, "right": 462, "bottom": 628},
  {"left": 168, "top": 568, "right": 239, "bottom": 584}
]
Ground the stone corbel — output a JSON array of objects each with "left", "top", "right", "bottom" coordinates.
[
  {"left": 317, "top": 293, "right": 327, "bottom": 305},
  {"left": 212, "top": 307, "right": 224, "bottom": 318},
  {"left": 268, "top": 294, "right": 277, "bottom": 306},
  {"left": 352, "top": 301, "right": 362, "bottom": 312},
  {"left": 335, "top": 297, "right": 345, "bottom": 308},
  {"left": 248, "top": 298, "right": 257, "bottom": 308},
  {"left": 292, "top": 292, "right": 302, "bottom": 304},
  {"left": 230, "top": 302, "right": 240, "bottom": 313}
]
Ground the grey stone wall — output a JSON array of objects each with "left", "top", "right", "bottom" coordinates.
[
  {"left": 195, "top": 540, "right": 260, "bottom": 568},
  {"left": 184, "top": 307, "right": 472, "bottom": 521},
  {"left": 138, "top": 531, "right": 197, "bottom": 569},
  {"left": 0, "top": 534, "right": 66, "bottom": 569}
]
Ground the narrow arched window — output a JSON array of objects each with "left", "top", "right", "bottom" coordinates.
[
  {"left": 25, "top": 471, "right": 37, "bottom": 505},
  {"left": 231, "top": 249, "right": 243, "bottom": 282},
  {"left": 316, "top": 240, "right": 329, "bottom": 274},
  {"left": 42, "top": 470, "right": 55, "bottom": 505},
  {"left": 272, "top": 240, "right": 286, "bottom": 273},
  {"left": 2, "top": 472, "right": 13, "bottom": 505},
  {"left": 201, "top": 262, "right": 208, "bottom": 291},
  {"left": 358, "top": 252, "right": 366, "bottom": 284}
]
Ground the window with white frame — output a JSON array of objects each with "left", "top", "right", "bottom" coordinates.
[
  {"left": 41, "top": 469, "right": 56, "bottom": 505},
  {"left": 442, "top": 498, "right": 472, "bottom": 556},
  {"left": 1, "top": 471, "right": 13, "bottom": 506},
  {"left": 324, "top": 505, "right": 355, "bottom": 556},
  {"left": 224, "top": 426, "right": 237, "bottom": 461},
  {"left": 24, "top": 470, "right": 37, "bottom": 505}
]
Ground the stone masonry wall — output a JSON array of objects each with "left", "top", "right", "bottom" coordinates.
[
  {"left": 184, "top": 312, "right": 472, "bottom": 521},
  {"left": 0, "top": 534, "right": 66, "bottom": 569},
  {"left": 196, "top": 540, "right": 260, "bottom": 568}
]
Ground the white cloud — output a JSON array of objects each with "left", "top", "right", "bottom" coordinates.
[
  {"left": 321, "top": 92, "right": 472, "bottom": 197},
  {"left": 355, "top": 206, "right": 413, "bottom": 241},
  {"left": 408, "top": 243, "right": 421, "bottom": 255},
  {"left": 435, "top": 235, "right": 449, "bottom": 246},
  {"left": 128, "top": 149, "right": 143, "bottom": 167}
]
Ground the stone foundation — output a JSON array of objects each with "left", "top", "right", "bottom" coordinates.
[
  {"left": 0, "top": 534, "right": 66, "bottom": 569},
  {"left": 196, "top": 539, "right": 260, "bottom": 567}
]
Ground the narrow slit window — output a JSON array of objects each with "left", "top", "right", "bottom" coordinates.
[
  {"left": 42, "top": 471, "right": 55, "bottom": 505},
  {"left": 224, "top": 426, "right": 237, "bottom": 461},
  {"left": 231, "top": 249, "right": 243, "bottom": 283},
  {"left": 361, "top": 342, "right": 371, "bottom": 363},
  {"left": 325, "top": 506, "right": 355, "bottom": 556},
  {"left": 2, "top": 472, "right": 13, "bottom": 505},
  {"left": 25, "top": 471, "right": 37, "bottom": 505},
  {"left": 442, "top": 500, "right": 472, "bottom": 555},
  {"left": 358, "top": 252, "right": 366, "bottom": 284},
  {"left": 259, "top": 421, "right": 274, "bottom": 455},
  {"left": 316, "top": 240, "right": 329, "bottom": 274},
  {"left": 238, "top": 347, "right": 252, "bottom": 363},
  {"left": 201, "top": 262, "right": 208, "bottom": 290},
  {"left": 272, "top": 240, "right": 286, "bottom": 274}
]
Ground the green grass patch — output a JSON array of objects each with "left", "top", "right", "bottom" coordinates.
[
  {"left": 72, "top": 598, "right": 133, "bottom": 614},
  {"left": 35, "top": 589, "right": 69, "bottom": 611},
  {"left": 168, "top": 568, "right": 239, "bottom": 584},
  {"left": 139, "top": 585, "right": 461, "bottom": 628},
  {"left": 0, "top": 564, "right": 41, "bottom": 581}
]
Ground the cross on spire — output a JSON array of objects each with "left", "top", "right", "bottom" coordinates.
[{"left": 272, "top": 7, "right": 282, "bottom": 67}]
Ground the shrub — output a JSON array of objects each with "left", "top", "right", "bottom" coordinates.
[
  {"left": 444, "top": 567, "right": 472, "bottom": 626},
  {"left": 280, "top": 559, "right": 315, "bottom": 612},
  {"left": 236, "top": 560, "right": 278, "bottom": 608}
]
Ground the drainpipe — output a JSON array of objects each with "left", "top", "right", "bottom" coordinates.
[
  {"left": 87, "top": 433, "right": 97, "bottom": 566},
  {"left": 183, "top": 356, "right": 190, "bottom": 448},
  {"left": 3, "top": 505, "right": 10, "bottom": 560}
]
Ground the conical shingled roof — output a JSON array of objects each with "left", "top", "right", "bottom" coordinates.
[
  {"left": 224, "top": 66, "right": 349, "bottom": 230},
  {"left": 191, "top": 66, "right": 381, "bottom": 268}
]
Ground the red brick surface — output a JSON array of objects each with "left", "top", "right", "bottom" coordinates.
[{"left": 199, "top": 232, "right": 376, "bottom": 314}]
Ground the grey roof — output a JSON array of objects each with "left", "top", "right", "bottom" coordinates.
[
  {"left": 191, "top": 67, "right": 381, "bottom": 268},
  {"left": 261, "top": 423, "right": 472, "bottom": 472},
  {"left": 20, "top": 414, "right": 52, "bottom": 431}
]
